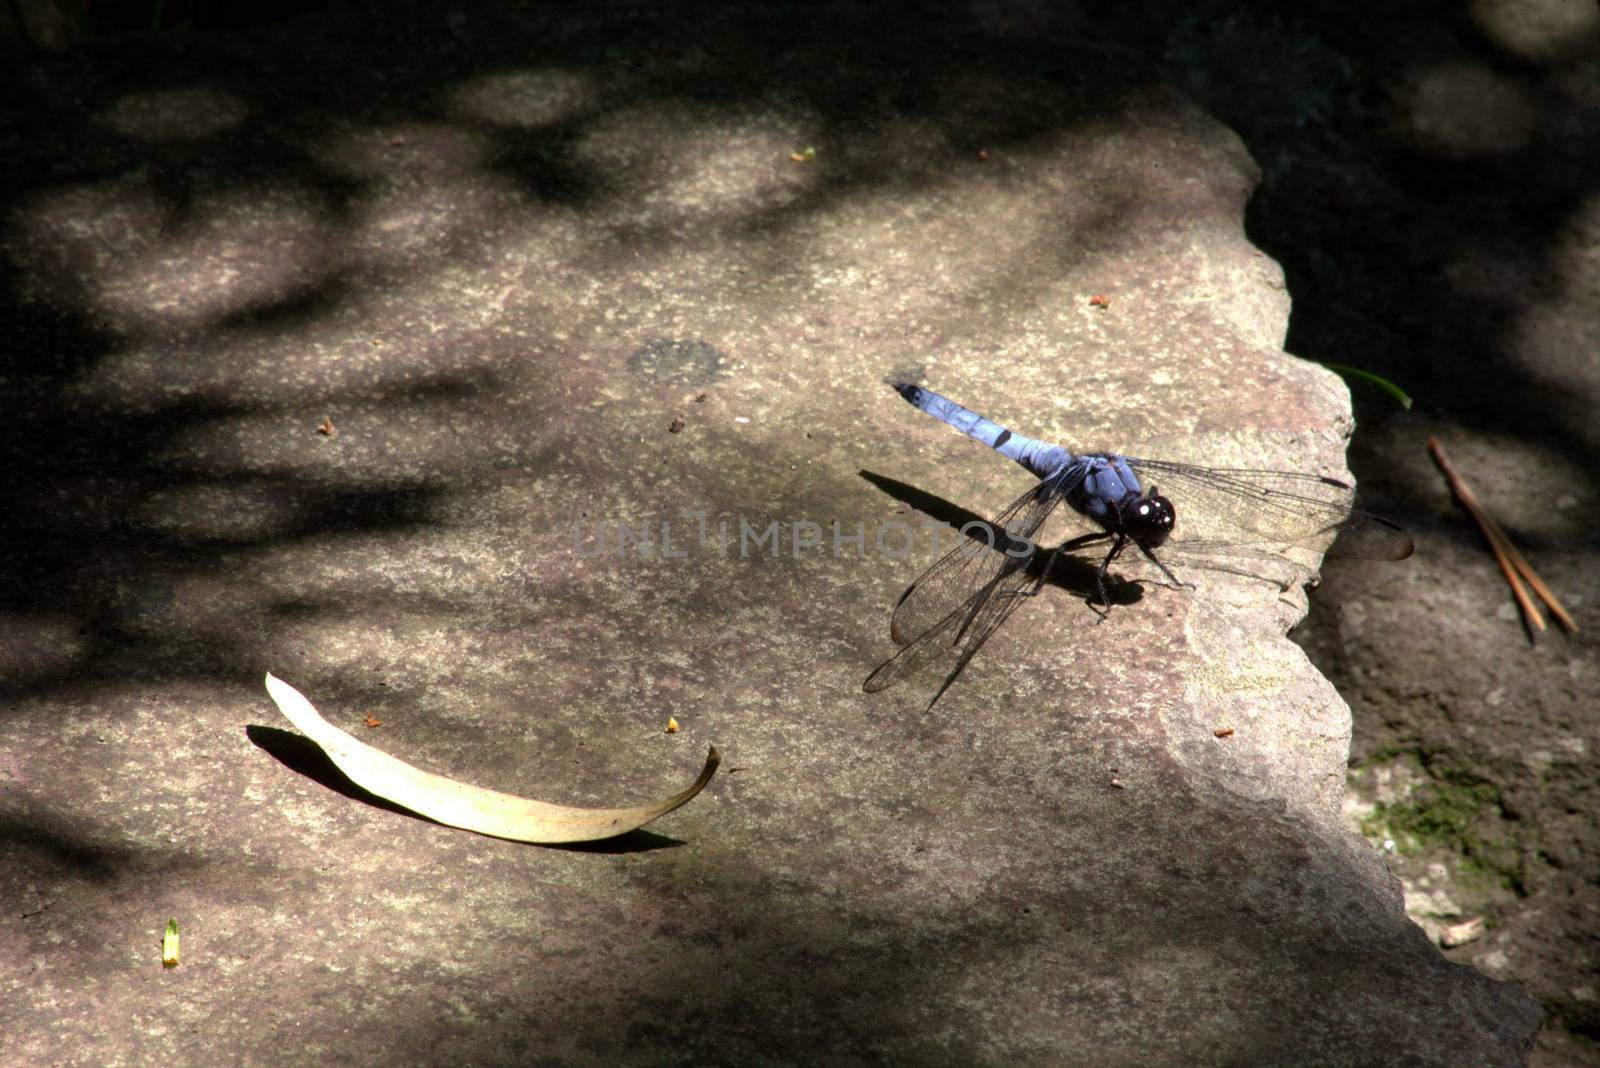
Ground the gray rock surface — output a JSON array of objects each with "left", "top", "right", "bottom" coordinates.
[{"left": 1, "top": 3, "right": 1541, "bottom": 1065}]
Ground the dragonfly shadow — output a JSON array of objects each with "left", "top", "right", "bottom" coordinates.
[
  {"left": 861, "top": 469, "right": 1163, "bottom": 705},
  {"left": 859, "top": 470, "right": 1146, "bottom": 608}
]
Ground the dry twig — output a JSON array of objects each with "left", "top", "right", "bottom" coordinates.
[{"left": 1428, "top": 437, "right": 1575, "bottom": 637}]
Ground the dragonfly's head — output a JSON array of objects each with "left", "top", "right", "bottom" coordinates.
[{"left": 1126, "top": 492, "right": 1175, "bottom": 548}]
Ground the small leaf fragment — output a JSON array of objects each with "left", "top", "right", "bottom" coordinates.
[
  {"left": 162, "top": 919, "right": 179, "bottom": 969},
  {"left": 363, "top": 715, "right": 383, "bottom": 728},
  {"left": 262, "top": 674, "right": 719, "bottom": 844},
  {"left": 789, "top": 146, "right": 816, "bottom": 162},
  {"left": 665, "top": 716, "right": 679, "bottom": 734},
  {"left": 316, "top": 417, "right": 337, "bottom": 437},
  {"left": 1213, "top": 727, "right": 1235, "bottom": 738}
]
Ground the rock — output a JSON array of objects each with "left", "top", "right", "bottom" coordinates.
[{"left": 0, "top": 2, "right": 1541, "bottom": 1065}]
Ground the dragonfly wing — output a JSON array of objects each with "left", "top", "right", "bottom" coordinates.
[
  {"left": 864, "top": 552, "right": 1039, "bottom": 694},
  {"left": 863, "top": 599, "right": 971, "bottom": 693},
  {"left": 886, "top": 479, "right": 1064, "bottom": 646},
  {"left": 942, "top": 556, "right": 1041, "bottom": 680},
  {"left": 1124, "top": 458, "right": 1413, "bottom": 560},
  {"left": 1322, "top": 509, "right": 1414, "bottom": 560}
]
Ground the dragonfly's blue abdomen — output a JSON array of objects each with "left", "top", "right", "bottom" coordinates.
[
  {"left": 891, "top": 381, "right": 1071, "bottom": 479},
  {"left": 891, "top": 382, "right": 1155, "bottom": 528}
]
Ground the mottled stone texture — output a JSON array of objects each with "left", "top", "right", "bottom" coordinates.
[{"left": 0, "top": 3, "right": 1539, "bottom": 1066}]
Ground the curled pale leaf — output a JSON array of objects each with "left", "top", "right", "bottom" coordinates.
[
  {"left": 162, "top": 919, "right": 180, "bottom": 968},
  {"left": 263, "top": 673, "right": 719, "bottom": 844}
]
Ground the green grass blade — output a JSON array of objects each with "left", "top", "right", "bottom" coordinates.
[{"left": 1320, "top": 363, "right": 1413, "bottom": 410}]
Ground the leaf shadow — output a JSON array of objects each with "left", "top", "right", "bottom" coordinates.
[{"left": 244, "top": 725, "right": 684, "bottom": 854}]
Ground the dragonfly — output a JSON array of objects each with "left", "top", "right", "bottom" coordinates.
[{"left": 864, "top": 381, "right": 1414, "bottom": 699}]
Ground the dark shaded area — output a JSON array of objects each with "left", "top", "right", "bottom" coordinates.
[
  {"left": 0, "top": 807, "right": 138, "bottom": 888},
  {"left": 86, "top": 0, "right": 333, "bottom": 34}
]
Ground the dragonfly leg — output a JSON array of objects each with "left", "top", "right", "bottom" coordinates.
[
  {"left": 1134, "top": 539, "right": 1192, "bottom": 592},
  {"left": 1092, "top": 534, "right": 1130, "bottom": 617},
  {"left": 1018, "top": 547, "right": 1062, "bottom": 599}
]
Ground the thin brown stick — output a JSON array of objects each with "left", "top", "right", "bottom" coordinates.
[
  {"left": 1495, "top": 524, "right": 1578, "bottom": 633},
  {"left": 1428, "top": 437, "right": 1576, "bottom": 635},
  {"left": 1428, "top": 439, "right": 1542, "bottom": 631}
]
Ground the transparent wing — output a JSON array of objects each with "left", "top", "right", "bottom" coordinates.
[
  {"left": 864, "top": 552, "right": 1038, "bottom": 695},
  {"left": 885, "top": 476, "right": 1069, "bottom": 647},
  {"left": 1123, "top": 458, "right": 1414, "bottom": 561},
  {"left": 864, "top": 599, "right": 969, "bottom": 694}
]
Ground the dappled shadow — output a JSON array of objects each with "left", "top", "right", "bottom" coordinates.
[
  {"left": 0, "top": 0, "right": 1576, "bottom": 1061},
  {"left": 0, "top": 809, "right": 140, "bottom": 886},
  {"left": 1143, "top": 0, "right": 1600, "bottom": 510},
  {"left": 0, "top": 0, "right": 1187, "bottom": 757},
  {"left": 0, "top": 0, "right": 1171, "bottom": 719}
]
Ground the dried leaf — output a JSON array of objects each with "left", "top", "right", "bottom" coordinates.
[
  {"left": 1213, "top": 727, "right": 1235, "bottom": 738},
  {"left": 665, "top": 716, "right": 679, "bottom": 734},
  {"left": 162, "top": 919, "right": 180, "bottom": 968},
  {"left": 263, "top": 674, "right": 718, "bottom": 844},
  {"left": 316, "top": 417, "right": 336, "bottom": 437},
  {"left": 363, "top": 715, "right": 383, "bottom": 729}
]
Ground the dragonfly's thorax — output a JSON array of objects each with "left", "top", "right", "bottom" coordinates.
[
  {"left": 1058, "top": 453, "right": 1175, "bottom": 547},
  {"left": 1063, "top": 453, "right": 1142, "bottom": 523}
]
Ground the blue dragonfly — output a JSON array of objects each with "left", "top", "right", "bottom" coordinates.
[{"left": 864, "top": 381, "right": 1414, "bottom": 698}]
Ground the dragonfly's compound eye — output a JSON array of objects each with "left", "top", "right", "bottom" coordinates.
[{"left": 1131, "top": 495, "right": 1176, "bottom": 547}]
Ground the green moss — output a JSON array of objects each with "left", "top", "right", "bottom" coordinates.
[{"left": 1357, "top": 765, "right": 1526, "bottom": 895}]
